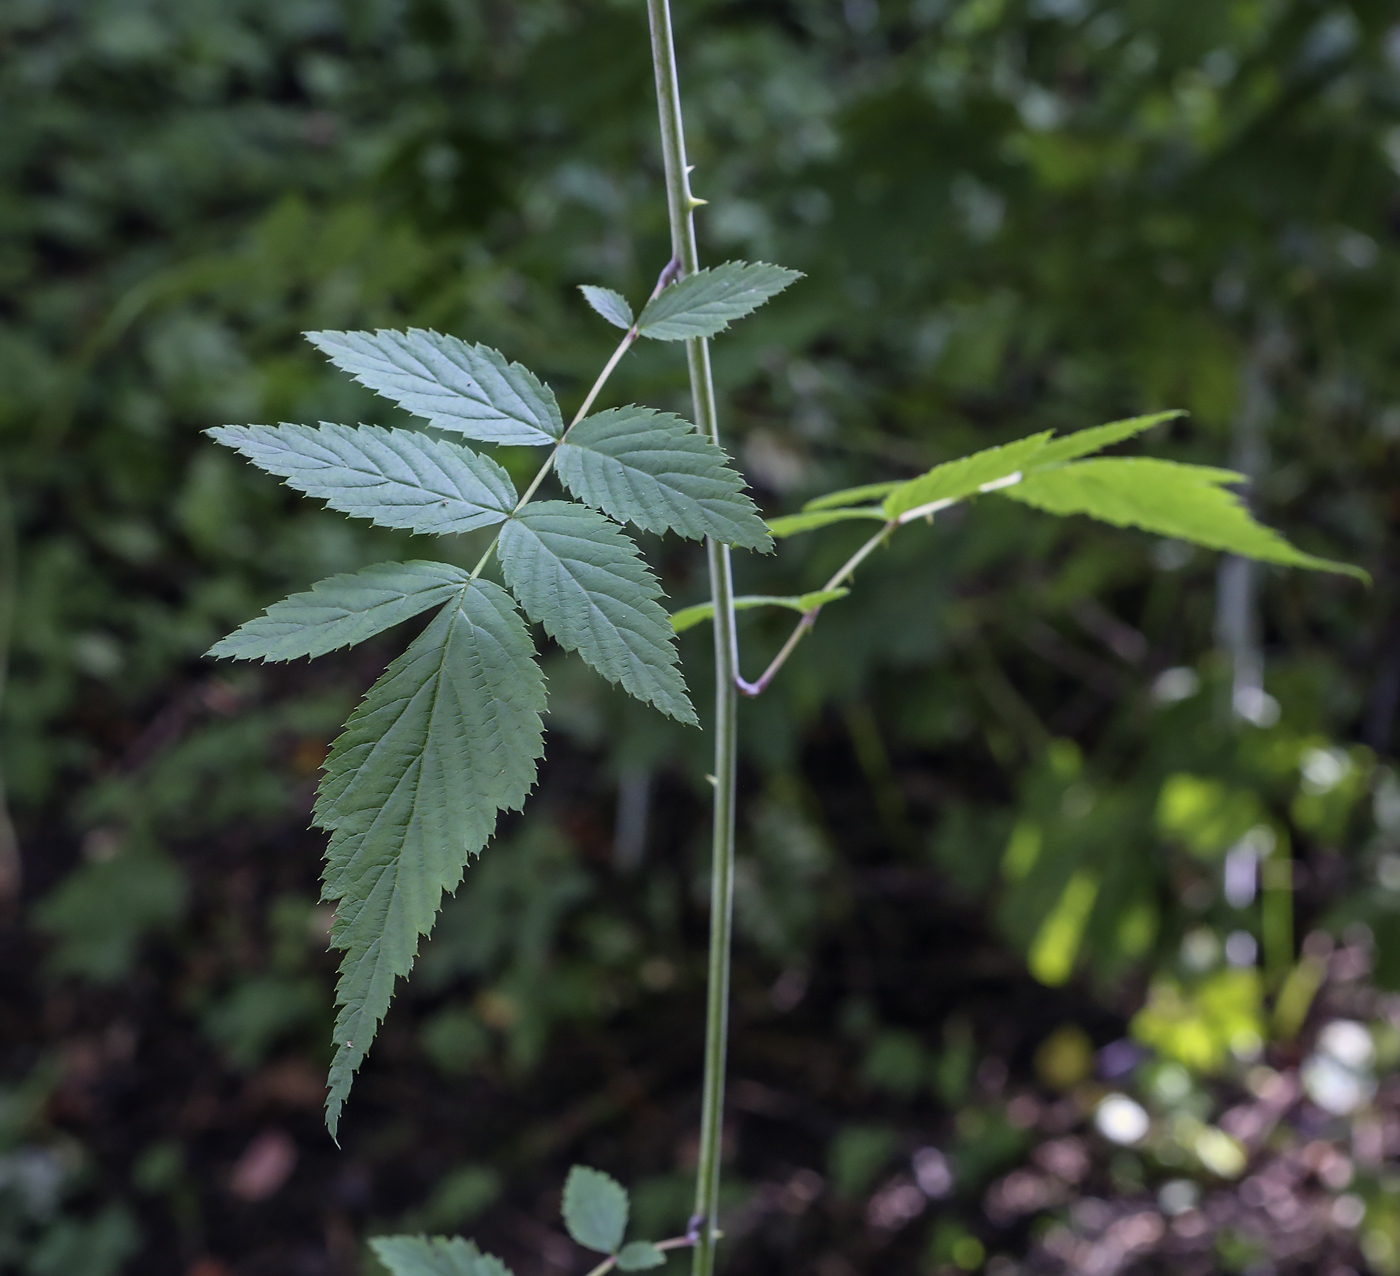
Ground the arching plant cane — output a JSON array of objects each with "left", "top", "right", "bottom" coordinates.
[{"left": 204, "top": 2, "right": 1365, "bottom": 1273}]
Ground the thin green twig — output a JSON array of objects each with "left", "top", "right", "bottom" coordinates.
[
  {"left": 735, "top": 519, "right": 896, "bottom": 697},
  {"left": 466, "top": 264, "right": 673, "bottom": 582},
  {"left": 580, "top": 1236, "right": 695, "bottom": 1276}
]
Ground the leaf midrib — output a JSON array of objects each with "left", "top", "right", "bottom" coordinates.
[
  {"left": 306, "top": 435, "right": 506, "bottom": 511},
  {"left": 519, "top": 528, "right": 664, "bottom": 682}
]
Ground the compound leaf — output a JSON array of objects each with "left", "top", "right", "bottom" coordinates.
[
  {"left": 315, "top": 580, "right": 546, "bottom": 1136},
  {"left": 306, "top": 329, "right": 563, "bottom": 445},
  {"left": 616, "top": 1243, "right": 666, "bottom": 1271},
  {"left": 370, "top": 1236, "right": 513, "bottom": 1276},
  {"left": 209, "top": 423, "right": 516, "bottom": 536},
  {"left": 498, "top": 502, "right": 695, "bottom": 724},
  {"left": 801, "top": 414, "right": 1174, "bottom": 521},
  {"left": 579, "top": 285, "right": 634, "bottom": 330},
  {"left": 557, "top": 407, "right": 771, "bottom": 549},
  {"left": 670, "top": 588, "right": 850, "bottom": 634},
  {"left": 766, "top": 506, "right": 887, "bottom": 539},
  {"left": 1000, "top": 458, "right": 1368, "bottom": 580},
  {"left": 562, "top": 1166, "right": 628, "bottom": 1254},
  {"left": 209, "top": 561, "right": 472, "bottom": 662},
  {"left": 636, "top": 262, "right": 802, "bottom": 341}
]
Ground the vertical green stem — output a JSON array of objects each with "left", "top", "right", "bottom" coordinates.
[{"left": 645, "top": 2, "right": 736, "bottom": 1272}]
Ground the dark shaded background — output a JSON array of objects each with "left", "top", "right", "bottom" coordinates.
[{"left": 4, "top": 1, "right": 1400, "bottom": 1273}]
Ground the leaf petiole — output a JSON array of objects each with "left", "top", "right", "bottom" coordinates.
[
  {"left": 467, "top": 257, "right": 682, "bottom": 583},
  {"left": 735, "top": 518, "right": 897, "bottom": 697},
  {"left": 741, "top": 462, "right": 1046, "bottom": 693},
  {"left": 580, "top": 1235, "right": 696, "bottom": 1276}
]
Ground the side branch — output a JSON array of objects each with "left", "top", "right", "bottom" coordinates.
[
  {"left": 736, "top": 519, "right": 896, "bottom": 697},
  {"left": 580, "top": 1235, "right": 696, "bottom": 1276}
]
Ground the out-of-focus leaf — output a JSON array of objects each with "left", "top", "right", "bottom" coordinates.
[
  {"left": 370, "top": 1234, "right": 512, "bottom": 1276},
  {"left": 803, "top": 481, "right": 903, "bottom": 512},
  {"left": 766, "top": 507, "right": 886, "bottom": 539},
  {"left": 616, "top": 1241, "right": 666, "bottom": 1271},
  {"left": 562, "top": 1165, "right": 628, "bottom": 1254},
  {"left": 1027, "top": 411, "right": 1182, "bottom": 470},
  {"left": 882, "top": 434, "right": 1053, "bottom": 520},
  {"left": 670, "top": 589, "right": 849, "bottom": 633},
  {"left": 1000, "top": 459, "right": 1368, "bottom": 579}
]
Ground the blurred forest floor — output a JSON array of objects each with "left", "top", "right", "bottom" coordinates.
[{"left": 4, "top": 2, "right": 1400, "bottom": 1275}]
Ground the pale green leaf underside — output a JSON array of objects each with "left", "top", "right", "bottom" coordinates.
[
  {"left": 579, "top": 285, "right": 634, "bottom": 330},
  {"left": 803, "top": 480, "right": 903, "bottom": 512},
  {"left": 497, "top": 502, "right": 696, "bottom": 724},
  {"left": 1000, "top": 459, "right": 1368, "bottom": 580},
  {"left": 209, "top": 423, "right": 516, "bottom": 536},
  {"left": 617, "top": 1242, "right": 666, "bottom": 1271},
  {"left": 557, "top": 406, "right": 771, "bottom": 549},
  {"left": 636, "top": 261, "right": 802, "bottom": 340},
  {"left": 767, "top": 506, "right": 886, "bottom": 538},
  {"left": 315, "top": 580, "right": 546, "bottom": 1136},
  {"left": 670, "top": 588, "right": 850, "bottom": 634},
  {"left": 209, "top": 561, "right": 471, "bottom": 662},
  {"left": 306, "top": 328, "right": 563, "bottom": 445},
  {"left": 563, "top": 1166, "right": 629, "bottom": 1254},
  {"left": 370, "top": 1235, "right": 512, "bottom": 1276}
]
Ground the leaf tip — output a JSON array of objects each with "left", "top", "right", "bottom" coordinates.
[
  {"left": 737, "top": 527, "right": 776, "bottom": 554},
  {"left": 324, "top": 1098, "right": 342, "bottom": 1144},
  {"left": 666, "top": 694, "right": 700, "bottom": 728},
  {"left": 579, "top": 284, "right": 635, "bottom": 330}
]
